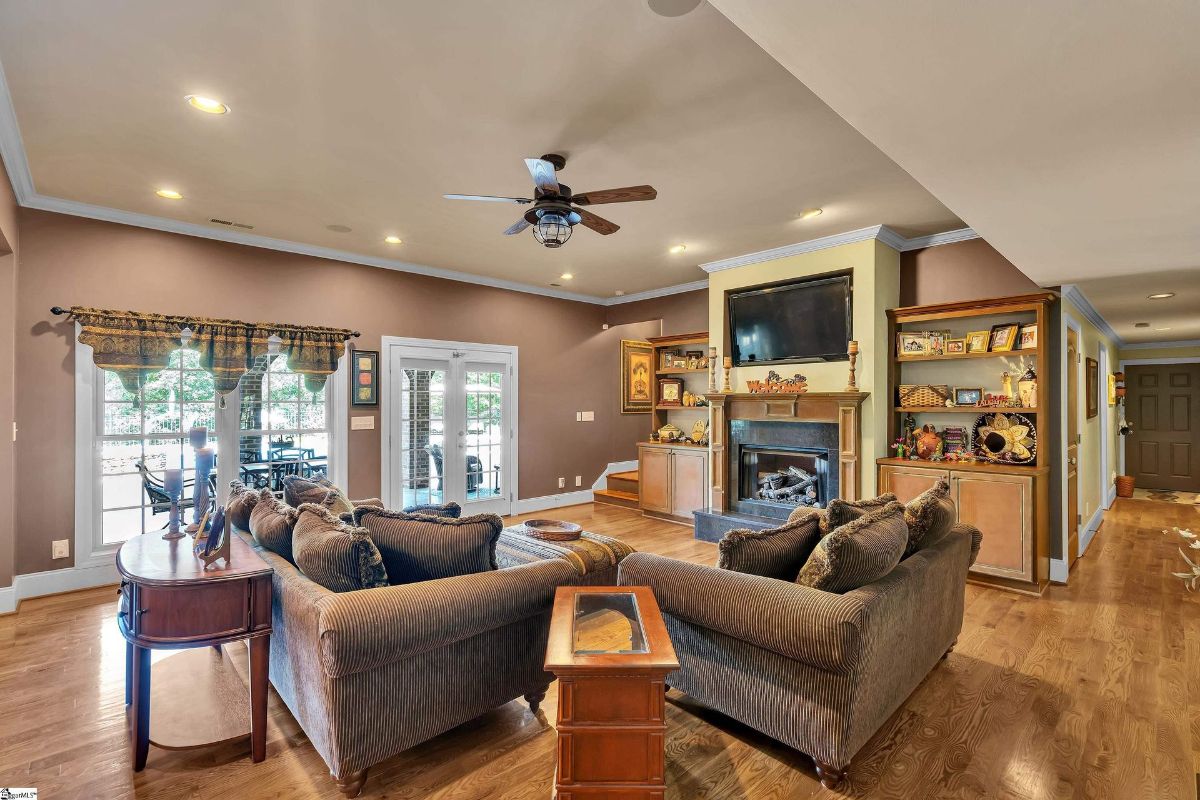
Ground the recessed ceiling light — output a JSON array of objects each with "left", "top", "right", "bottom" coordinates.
[
  {"left": 155, "top": 188, "right": 183, "bottom": 200},
  {"left": 560, "top": 272, "right": 574, "bottom": 280},
  {"left": 798, "top": 208, "right": 823, "bottom": 220},
  {"left": 1134, "top": 322, "right": 1150, "bottom": 328},
  {"left": 668, "top": 244, "right": 687, "bottom": 254},
  {"left": 383, "top": 235, "right": 403, "bottom": 245},
  {"left": 1155, "top": 327, "right": 1173, "bottom": 331},
  {"left": 1147, "top": 292, "right": 1176, "bottom": 299},
  {"left": 185, "top": 95, "right": 229, "bottom": 115},
  {"left": 326, "top": 224, "right": 352, "bottom": 233},
  {"left": 614, "top": 290, "right": 625, "bottom": 296}
]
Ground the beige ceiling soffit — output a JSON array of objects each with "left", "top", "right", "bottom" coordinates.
[
  {"left": 1060, "top": 284, "right": 1123, "bottom": 347},
  {"left": 0, "top": 55, "right": 34, "bottom": 202},
  {"left": 902, "top": 228, "right": 979, "bottom": 250},
  {"left": 607, "top": 279, "right": 709, "bottom": 305},
  {"left": 1120, "top": 338, "right": 1200, "bottom": 351}
]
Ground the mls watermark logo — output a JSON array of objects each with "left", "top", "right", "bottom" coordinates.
[{"left": 0, "top": 789, "right": 38, "bottom": 800}]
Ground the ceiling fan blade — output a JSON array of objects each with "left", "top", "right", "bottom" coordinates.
[
  {"left": 571, "top": 185, "right": 657, "bottom": 206},
  {"left": 524, "top": 158, "right": 561, "bottom": 195},
  {"left": 504, "top": 218, "right": 532, "bottom": 235},
  {"left": 444, "top": 194, "right": 533, "bottom": 203},
  {"left": 575, "top": 207, "right": 620, "bottom": 235}
]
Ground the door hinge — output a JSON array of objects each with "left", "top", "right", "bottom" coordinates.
[
  {"left": 1077, "top": 433, "right": 1082, "bottom": 445},
  {"left": 1077, "top": 513, "right": 1082, "bottom": 527}
]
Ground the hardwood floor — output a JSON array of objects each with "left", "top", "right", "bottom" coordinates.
[{"left": 1, "top": 499, "right": 1196, "bottom": 799}]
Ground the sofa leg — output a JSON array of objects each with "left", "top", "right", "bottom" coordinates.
[
  {"left": 333, "top": 768, "right": 369, "bottom": 798},
  {"left": 524, "top": 685, "right": 549, "bottom": 715},
  {"left": 942, "top": 637, "right": 958, "bottom": 660},
  {"left": 814, "top": 760, "right": 846, "bottom": 789}
]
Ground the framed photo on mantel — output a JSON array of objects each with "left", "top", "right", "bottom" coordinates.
[{"left": 351, "top": 349, "right": 378, "bottom": 406}]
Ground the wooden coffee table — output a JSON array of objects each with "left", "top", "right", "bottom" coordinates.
[{"left": 545, "top": 585, "right": 679, "bottom": 800}]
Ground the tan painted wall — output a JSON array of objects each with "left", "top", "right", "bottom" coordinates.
[
  {"left": 0, "top": 158, "right": 18, "bottom": 590},
  {"left": 1118, "top": 344, "right": 1200, "bottom": 362},
  {"left": 900, "top": 238, "right": 1040, "bottom": 306},
  {"left": 10, "top": 209, "right": 704, "bottom": 575}
]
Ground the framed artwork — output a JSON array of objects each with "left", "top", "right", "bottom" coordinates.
[
  {"left": 658, "top": 378, "right": 683, "bottom": 406},
  {"left": 966, "top": 330, "right": 991, "bottom": 353},
  {"left": 897, "top": 332, "right": 931, "bottom": 357},
  {"left": 1107, "top": 372, "right": 1117, "bottom": 406},
  {"left": 945, "top": 338, "right": 967, "bottom": 355},
  {"left": 1017, "top": 324, "right": 1038, "bottom": 350},
  {"left": 1086, "top": 357, "right": 1098, "bottom": 418},
  {"left": 989, "top": 324, "right": 1019, "bottom": 352},
  {"left": 621, "top": 339, "right": 653, "bottom": 414},
  {"left": 954, "top": 387, "right": 983, "bottom": 406},
  {"left": 926, "top": 330, "right": 952, "bottom": 355},
  {"left": 350, "top": 349, "right": 378, "bottom": 406}
]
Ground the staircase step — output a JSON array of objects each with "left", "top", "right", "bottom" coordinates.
[
  {"left": 609, "top": 470, "right": 640, "bottom": 482},
  {"left": 593, "top": 488, "right": 640, "bottom": 509},
  {"left": 607, "top": 473, "right": 640, "bottom": 494}
]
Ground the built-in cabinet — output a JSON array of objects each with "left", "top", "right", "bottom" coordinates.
[{"left": 638, "top": 442, "right": 709, "bottom": 524}]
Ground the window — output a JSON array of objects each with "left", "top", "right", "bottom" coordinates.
[{"left": 82, "top": 345, "right": 343, "bottom": 556}]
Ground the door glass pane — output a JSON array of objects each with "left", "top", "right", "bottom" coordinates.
[
  {"left": 401, "top": 367, "right": 446, "bottom": 508},
  {"left": 464, "top": 369, "right": 503, "bottom": 501}
]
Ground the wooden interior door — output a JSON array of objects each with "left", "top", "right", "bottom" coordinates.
[
  {"left": 1066, "top": 327, "right": 1080, "bottom": 566},
  {"left": 1126, "top": 364, "right": 1200, "bottom": 492}
]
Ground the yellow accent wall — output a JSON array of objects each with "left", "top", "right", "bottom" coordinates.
[{"left": 706, "top": 238, "right": 899, "bottom": 496}]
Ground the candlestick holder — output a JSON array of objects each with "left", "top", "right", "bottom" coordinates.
[
  {"left": 187, "top": 444, "right": 215, "bottom": 534},
  {"left": 722, "top": 357, "right": 732, "bottom": 393},
  {"left": 707, "top": 346, "right": 717, "bottom": 393},
  {"left": 846, "top": 340, "right": 860, "bottom": 392},
  {"left": 163, "top": 468, "right": 185, "bottom": 540}
]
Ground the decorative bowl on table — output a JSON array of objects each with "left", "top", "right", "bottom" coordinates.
[{"left": 520, "top": 519, "right": 583, "bottom": 541}]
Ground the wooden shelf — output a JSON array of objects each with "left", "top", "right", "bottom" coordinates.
[
  {"left": 895, "top": 348, "right": 1037, "bottom": 363},
  {"left": 656, "top": 368, "right": 708, "bottom": 375},
  {"left": 875, "top": 456, "right": 1048, "bottom": 476},
  {"left": 895, "top": 406, "right": 1038, "bottom": 414},
  {"left": 655, "top": 404, "right": 708, "bottom": 411},
  {"left": 638, "top": 440, "right": 707, "bottom": 449}
]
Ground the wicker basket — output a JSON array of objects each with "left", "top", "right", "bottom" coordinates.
[
  {"left": 1115, "top": 475, "right": 1135, "bottom": 498},
  {"left": 519, "top": 519, "right": 583, "bottom": 541},
  {"left": 898, "top": 384, "right": 950, "bottom": 408}
]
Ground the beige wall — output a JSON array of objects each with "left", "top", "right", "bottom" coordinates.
[
  {"left": 11, "top": 209, "right": 704, "bottom": 575},
  {"left": 900, "top": 238, "right": 1040, "bottom": 307},
  {"left": 0, "top": 157, "right": 18, "bottom": 590},
  {"left": 1118, "top": 344, "right": 1200, "bottom": 362}
]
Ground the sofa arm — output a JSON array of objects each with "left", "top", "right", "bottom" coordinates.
[
  {"left": 317, "top": 558, "right": 577, "bottom": 678},
  {"left": 952, "top": 521, "right": 983, "bottom": 566},
  {"left": 618, "top": 552, "right": 866, "bottom": 674}
]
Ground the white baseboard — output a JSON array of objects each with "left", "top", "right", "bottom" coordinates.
[
  {"left": 1079, "top": 505, "right": 1105, "bottom": 556},
  {"left": 1049, "top": 558, "right": 1069, "bottom": 584},
  {"left": 1106, "top": 486, "right": 1117, "bottom": 507},
  {"left": 514, "top": 490, "right": 594, "bottom": 515},
  {"left": 9, "top": 562, "right": 120, "bottom": 612},
  {"left": 0, "top": 584, "right": 14, "bottom": 614},
  {"left": 592, "top": 460, "right": 638, "bottom": 491}
]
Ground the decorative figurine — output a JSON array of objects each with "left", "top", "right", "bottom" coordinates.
[
  {"left": 1017, "top": 366, "right": 1038, "bottom": 408},
  {"left": 1001, "top": 371, "right": 1014, "bottom": 403},
  {"left": 845, "top": 340, "right": 859, "bottom": 392},
  {"left": 163, "top": 468, "right": 185, "bottom": 540},
  {"left": 915, "top": 424, "right": 944, "bottom": 460}
]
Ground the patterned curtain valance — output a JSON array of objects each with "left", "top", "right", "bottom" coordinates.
[{"left": 68, "top": 306, "right": 355, "bottom": 395}]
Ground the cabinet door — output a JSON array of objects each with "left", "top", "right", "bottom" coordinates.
[
  {"left": 639, "top": 447, "right": 673, "bottom": 514},
  {"left": 879, "top": 465, "right": 944, "bottom": 504},
  {"left": 671, "top": 449, "right": 708, "bottom": 517},
  {"left": 952, "top": 471, "right": 1033, "bottom": 582}
]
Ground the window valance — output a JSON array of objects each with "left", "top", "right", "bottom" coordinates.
[{"left": 64, "top": 306, "right": 356, "bottom": 394}]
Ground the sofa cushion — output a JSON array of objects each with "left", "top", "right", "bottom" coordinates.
[
  {"left": 902, "top": 478, "right": 957, "bottom": 557},
  {"left": 227, "top": 480, "right": 259, "bottom": 531},
  {"left": 718, "top": 510, "right": 823, "bottom": 580},
  {"left": 248, "top": 489, "right": 299, "bottom": 562},
  {"left": 401, "top": 501, "right": 462, "bottom": 518},
  {"left": 796, "top": 501, "right": 907, "bottom": 593},
  {"left": 292, "top": 503, "right": 389, "bottom": 592},
  {"left": 822, "top": 493, "right": 898, "bottom": 534},
  {"left": 352, "top": 507, "right": 501, "bottom": 585},
  {"left": 282, "top": 474, "right": 354, "bottom": 515}
]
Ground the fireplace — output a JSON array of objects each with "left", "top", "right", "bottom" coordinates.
[{"left": 739, "top": 446, "right": 829, "bottom": 511}]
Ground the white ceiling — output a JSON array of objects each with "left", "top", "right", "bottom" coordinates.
[
  {"left": 709, "top": 0, "right": 1200, "bottom": 343},
  {"left": 0, "top": 0, "right": 964, "bottom": 301}
]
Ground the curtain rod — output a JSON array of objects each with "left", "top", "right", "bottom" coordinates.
[{"left": 49, "top": 306, "right": 361, "bottom": 338}]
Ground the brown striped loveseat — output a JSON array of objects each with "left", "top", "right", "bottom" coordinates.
[{"left": 617, "top": 513, "right": 978, "bottom": 789}]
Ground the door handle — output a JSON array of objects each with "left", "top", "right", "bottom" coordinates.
[{"left": 1069, "top": 457, "right": 1077, "bottom": 465}]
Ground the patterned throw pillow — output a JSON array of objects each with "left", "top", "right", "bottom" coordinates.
[
  {"left": 292, "top": 504, "right": 389, "bottom": 593},
  {"left": 352, "top": 507, "right": 501, "bottom": 585},
  {"left": 282, "top": 474, "right": 354, "bottom": 516},
  {"left": 796, "top": 501, "right": 907, "bottom": 593},
  {"left": 718, "top": 510, "right": 823, "bottom": 580},
  {"left": 902, "top": 478, "right": 956, "bottom": 557},
  {"left": 227, "top": 480, "right": 259, "bottom": 531},
  {"left": 249, "top": 489, "right": 300, "bottom": 562},
  {"left": 822, "top": 493, "right": 898, "bottom": 534},
  {"left": 401, "top": 501, "right": 462, "bottom": 518}
]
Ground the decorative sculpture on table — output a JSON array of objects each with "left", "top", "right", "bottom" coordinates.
[
  {"left": 163, "top": 468, "right": 185, "bottom": 540},
  {"left": 186, "top": 426, "right": 214, "bottom": 534},
  {"left": 193, "top": 504, "right": 231, "bottom": 568},
  {"left": 745, "top": 371, "right": 808, "bottom": 394}
]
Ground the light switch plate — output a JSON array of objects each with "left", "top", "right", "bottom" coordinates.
[
  {"left": 351, "top": 416, "right": 375, "bottom": 430},
  {"left": 581, "top": 411, "right": 595, "bottom": 422}
]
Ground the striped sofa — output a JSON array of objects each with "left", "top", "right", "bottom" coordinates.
[
  {"left": 617, "top": 519, "right": 979, "bottom": 789},
  {"left": 237, "top": 530, "right": 578, "bottom": 797}
]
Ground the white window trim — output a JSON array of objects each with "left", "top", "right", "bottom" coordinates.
[{"left": 75, "top": 333, "right": 347, "bottom": 564}]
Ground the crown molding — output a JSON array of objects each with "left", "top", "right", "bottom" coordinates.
[
  {"left": 1060, "top": 284, "right": 1124, "bottom": 348},
  {"left": 1119, "top": 338, "right": 1200, "bottom": 351},
  {"left": 0, "top": 56, "right": 34, "bottom": 203},
  {"left": 700, "top": 225, "right": 897, "bottom": 273},
  {"left": 900, "top": 227, "right": 979, "bottom": 251},
  {"left": 606, "top": 279, "right": 709, "bottom": 305}
]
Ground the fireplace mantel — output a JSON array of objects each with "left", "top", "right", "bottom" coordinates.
[{"left": 704, "top": 391, "right": 869, "bottom": 509}]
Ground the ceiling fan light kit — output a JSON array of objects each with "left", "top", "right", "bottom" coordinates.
[{"left": 445, "top": 153, "right": 657, "bottom": 249}]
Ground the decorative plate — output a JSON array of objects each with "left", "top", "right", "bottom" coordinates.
[
  {"left": 972, "top": 412, "right": 1037, "bottom": 464},
  {"left": 520, "top": 519, "right": 583, "bottom": 541}
]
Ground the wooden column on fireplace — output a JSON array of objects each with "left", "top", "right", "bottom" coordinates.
[{"left": 704, "top": 392, "right": 870, "bottom": 511}]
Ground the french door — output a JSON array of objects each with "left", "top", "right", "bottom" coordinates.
[{"left": 383, "top": 338, "right": 515, "bottom": 517}]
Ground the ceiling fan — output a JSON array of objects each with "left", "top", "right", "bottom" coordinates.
[{"left": 444, "top": 154, "right": 657, "bottom": 248}]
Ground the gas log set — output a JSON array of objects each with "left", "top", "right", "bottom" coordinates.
[{"left": 755, "top": 465, "right": 820, "bottom": 507}]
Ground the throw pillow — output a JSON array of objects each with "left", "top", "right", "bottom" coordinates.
[
  {"left": 282, "top": 474, "right": 354, "bottom": 516},
  {"left": 796, "top": 501, "right": 907, "bottom": 593},
  {"left": 822, "top": 493, "right": 898, "bottom": 534},
  {"left": 401, "top": 501, "right": 462, "bottom": 518},
  {"left": 249, "top": 489, "right": 300, "bottom": 562},
  {"left": 902, "top": 478, "right": 956, "bottom": 557},
  {"left": 352, "top": 507, "right": 500, "bottom": 584},
  {"left": 292, "top": 504, "right": 389, "bottom": 592},
  {"left": 718, "top": 509, "right": 823, "bottom": 580},
  {"left": 227, "top": 480, "right": 259, "bottom": 531}
]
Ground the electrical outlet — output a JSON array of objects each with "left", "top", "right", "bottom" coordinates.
[
  {"left": 52, "top": 539, "right": 70, "bottom": 559},
  {"left": 575, "top": 475, "right": 582, "bottom": 487},
  {"left": 557, "top": 477, "right": 566, "bottom": 489}
]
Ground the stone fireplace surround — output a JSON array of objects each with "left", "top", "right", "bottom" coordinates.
[
  {"left": 732, "top": 421, "right": 839, "bottom": 519},
  {"left": 694, "top": 392, "right": 868, "bottom": 543}
]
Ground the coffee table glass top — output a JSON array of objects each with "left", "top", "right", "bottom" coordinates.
[{"left": 572, "top": 591, "right": 649, "bottom": 655}]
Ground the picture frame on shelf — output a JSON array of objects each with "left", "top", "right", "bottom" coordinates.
[
  {"left": 350, "top": 349, "right": 379, "bottom": 406},
  {"left": 945, "top": 338, "right": 967, "bottom": 355},
  {"left": 660, "top": 350, "right": 678, "bottom": 370},
  {"left": 1086, "top": 357, "right": 1098, "bottom": 418},
  {"left": 898, "top": 332, "right": 931, "bottom": 356},
  {"left": 672, "top": 355, "right": 688, "bottom": 369},
  {"left": 954, "top": 387, "right": 983, "bottom": 406},
  {"left": 1017, "top": 324, "right": 1038, "bottom": 350},
  {"left": 685, "top": 350, "right": 704, "bottom": 370},
  {"left": 942, "top": 425, "right": 968, "bottom": 454},
  {"left": 926, "top": 330, "right": 952, "bottom": 355},
  {"left": 966, "top": 330, "right": 991, "bottom": 353},
  {"left": 658, "top": 377, "right": 684, "bottom": 406},
  {"left": 620, "top": 339, "right": 653, "bottom": 414},
  {"left": 988, "top": 324, "right": 1019, "bottom": 352}
]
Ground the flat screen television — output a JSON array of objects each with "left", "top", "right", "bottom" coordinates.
[{"left": 728, "top": 274, "right": 852, "bottom": 365}]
